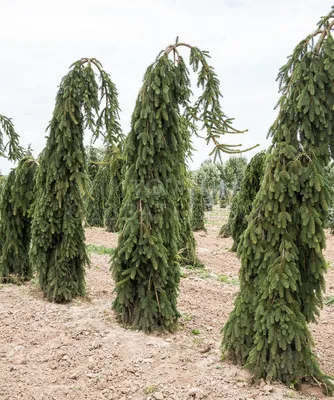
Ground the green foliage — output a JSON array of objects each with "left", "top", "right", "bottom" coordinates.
[
  {"left": 112, "top": 39, "right": 247, "bottom": 332},
  {"left": 202, "top": 185, "right": 213, "bottom": 211},
  {"left": 191, "top": 186, "right": 205, "bottom": 231},
  {"left": 194, "top": 159, "right": 221, "bottom": 210},
  {"left": 177, "top": 119, "right": 203, "bottom": 268},
  {"left": 112, "top": 54, "right": 182, "bottom": 332},
  {"left": 219, "top": 181, "right": 229, "bottom": 208},
  {"left": 0, "top": 157, "right": 37, "bottom": 282},
  {"left": 105, "top": 146, "right": 124, "bottom": 232},
  {"left": 223, "top": 151, "right": 266, "bottom": 251},
  {"left": 86, "top": 145, "right": 105, "bottom": 181},
  {"left": 0, "top": 115, "right": 23, "bottom": 161},
  {"left": 86, "top": 163, "right": 109, "bottom": 227},
  {"left": 326, "top": 162, "right": 334, "bottom": 232},
  {"left": 195, "top": 160, "right": 221, "bottom": 190},
  {"left": 0, "top": 171, "right": 16, "bottom": 280},
  {"left": 178, "top": 182, "right": 203, "bottom": 267},
  {"left": 85, "top": 145, "right": 109, "bottom": 227},
  {"left": 30, "top": 58, "right": 121, "bottom": 303},
  {"left": 218, "top": 156, "right": 248, "bottom": 194},
  {"left": 328, "top": 208, "right": 334, "bottom": 234},
  {"left": 0, "top": 175, "right": 6, "bottom": 196},
  {"left": 85, "top": 143, "right": 125, "bottom": 230},
  {"left": 213, "top": 189, "right": 219, "bottom": 205},
  {"left": 222, "top": 11, "right": 334, "bottom": 393}
]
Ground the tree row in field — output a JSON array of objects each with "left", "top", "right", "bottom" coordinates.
[{"left": 1, "top": 8, "right": 334, "bottom": 395}]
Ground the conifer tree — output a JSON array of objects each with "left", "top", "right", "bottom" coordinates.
[
  {"left": 0, "top": 157, "right": 38, "bottom": 282},
  {"left": 213, "top": 189, "right": 219, "bottom": 205},
  {"left": 202, "top": 185, "right": 213, "bottom": 211},
  {"left": 85, "top": 146, "right": 109, "bottom": 227},
  {"left": 222, "top": 10, "right": 334, "bottom": 393},
  {"left": 0, "top": 170, "right": 16, "bottom": 281},
  {"left": 30, "top": 58, "right": 121, "bottom": 302},
  {"left": 177, "top": 118, "right": 203, "bottom": 268},
  {"left": 218, "top": 156, "right": 247, "bottom": 194},
  {"left": 0, "top": 176, "right": 6, "bottom": 196},
  {"left": 195, "top": 159, "right": 221, "bottom": 197},
  {"left": 325, "top": 161, "right": 334, "bottom": 233},
  {"left": 105, "top": 146, "right": 124, "bottom": 232},
  {"left": 229, "top": 157, "right": 248, "bottom": 193},
  {"left": 191, "top": 186, "right": 205, "bottom": 231},
  {"left": 178, "top": 180, "right": 203, "bottom": 267},
  {"left": 328, "top": 208, "right": 334, "bottom": 234},
  {"left": 219, "top": 181, "right": 229, "bottom": 208},
  {"left": 222, "top": 151, "right": 265, "bottom": 250},
  {"left": 86, "top": 164, "right": 109, "bottom": 227},
  {"left": 86, "top": 146, "right": 105, "bottom": 181},
  {"left": 112, "top": 39, "right": 254, "bottom": 331}
]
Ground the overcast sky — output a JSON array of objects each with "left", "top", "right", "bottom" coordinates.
[{"left": 0, "top": 0, "right": 333, "bottom": 174}]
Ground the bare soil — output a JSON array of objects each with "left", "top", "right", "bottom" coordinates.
[{"left": 1, "top": 208, "right": 334, "bottom": 400}]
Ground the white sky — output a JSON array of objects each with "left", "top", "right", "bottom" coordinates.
[{"left": 0, "top": 0, "right": 333, "bottom": 173}]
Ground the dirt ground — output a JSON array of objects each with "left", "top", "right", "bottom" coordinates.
[{"left": 1, "top": 208, "right": 334, "bottom": 400}]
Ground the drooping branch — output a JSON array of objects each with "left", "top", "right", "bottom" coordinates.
[
  {"left": 151, "top": 38, "right": 259, "bottom": 159},
  {"left": 65, "top": 58, "right": 122, "bottom": 145},
  {"left": 270, "top": 8, "right": 334, "bottom": 136},
  {"left": 0, "top": 114, "right": 24, "bottom": 161}
]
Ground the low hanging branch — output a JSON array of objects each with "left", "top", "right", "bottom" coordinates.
[
  {"left": 30, "top": 58, "right": 121, "bottom": 303},
  {"left": 0, "top": 115, "right": 23, "bottom": 161},
  {"left": 163, "top": 39, "right": 258, "bottom": 157},
  {"left": 271, "top": 8, "right": 334, "bottom": 137}
]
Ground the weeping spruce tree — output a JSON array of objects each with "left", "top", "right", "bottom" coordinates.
[
  {"left": 86, "top": 143, "right": 125, "bottom": 230},
  {"left": 220, "top": 151, "right": 265, "bottom": 250},
  {"left": 177, "top": 117, "right": 203, "bottom": 267},
  {"left": 86, "top": 146, "right": 104, "bottom": 181},
  {"left": 0, "top": 116, "right": 24, "bottom": 282},
  {"left": 86, "top": 163, "right": 109, "bottom": 227},
  {"left": 30, "top": 58, "right": 121, "bottom": 302},
  {"left": 0, "top": 176, "right": 6, "bottom": 196},
  {"left": 0, "top": 157, "right": 38, "bottom": 282},
  {"left": 105, "top": 145, "right": 124, "bottom": 232},
  {"left": 112, "top": 38, "right": 255, "bottom": 331},
  {"left": 0, "top": 171, "right": 16, "bottom": 280},
  {"left": 191, "top": 186, "right": 205, "bottom": 231},
  {"left": 179, "top": 177, "right": 202, "bottom": 266},
  {"left": 85, "top": 145, "right": 107, "bottom": 227},
  {"left": 222, "top": 10, "right": 334, "bottom": 393}
]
